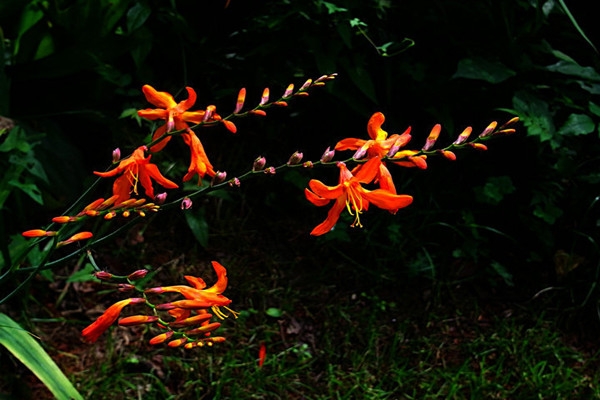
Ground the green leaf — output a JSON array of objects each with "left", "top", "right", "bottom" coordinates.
[
  {"left": 546, "top": 60, "right": 600, "bottom": 81},
  {"left": 0, "top": 126, "right": 31, "bottom": 153},
  {"left": 512, "top": 91, "right": 556, "bottom": 143},
  {"left": 556, "top": 113, "right": 595, "bottom": 136},
  {"left": 453, "top": 57, "right": 516, "bottom": 84},
  {"left": 126, "top": 2, "right": 152, "bottom": 34},
  {"left": 8, "top": 179, "right": 43, "bottom": 205},
  {"left": 589, "top": 101, "right": 600, "bottom": 117},
  {"left": 475, "top": 176, "right": 516, "bottom": 205},
  {"left": 265, "top": 308, "right": 283, "bottom": 318},
  {"left": 0, "top": 313, "right": 84, "bottom": 400},
  {"left": 490, "top": 261, "right": 514, "bottom": 287},
  {"left": 184, "top": 208, "right": 209, "bottom": 248},
  {"left": 66, "top": 263, "right": 98, "bottom": 283}
]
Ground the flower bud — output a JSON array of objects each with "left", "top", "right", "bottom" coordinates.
[
  {"left": 229, "top": 177, "right": 241, "bottom": 187},
  {"left": 440, "top": 150, "right": 457, "bottom": 161},
  {"left": 168, "top": 338, "right": 188, "bottom": 348},
  {"left": 112, "top": 148, "right": 121, "bottom": 163},
  {"left": 56, "top": 231, "right": 93, "bottom": 248},
  {"left": 250, "top": 109, "right": 267, "bottom": 117},
  {"left": 118, "top": 283, "right": 136, "bottom": 292},
  {"left": 320, "top": 147, "right": 335, "bottom": 163},
  {"left": 211, "top": 171, "right": 227, "bottom": 186},
  {"left": 118, "top": 315, "right": 158, "bottom": 326},
  {"left": 303, "top": 161, "right": 314, "bottom": 168},
  {"left": 234, "top": 88, "right": 246, "bottom": 114},
  {"left": 203, "top": 105, "right": 216, "bottom": 121},
  {"left": 222, "top": 120, "right": 237, "bottom": 133},
  {"left": 260, "top": 88, "right": 270, "bottom": 105},
  {"left": 479, "top": 121, "right": 498, "bottom": 138},
  {"left": 283, "top": 83, "right": 294, "bottom": 98},
  {"left": 149, "top": 331, "right": 174, "bottom": 345},
  {"left": 127, "top": 269, "right": 149, "bottom": 281},
  {"left": 22, "top": 229, "right": 58, "bottom": 238},
  {"left": 181, "top": 197, "right": 192, "bottom": 210},
  {"left": 253, "top": 156, "right": 266, "bottom": 171},
  {"left": 453, "top": 127, "right": 473, "bottom": 145},
  {"left": 264, "top": 166, "right": 276, "bottom": 175},
  {"left": 287, "top": 151, "right": 303, "bottom": 165},
  {"left": 94, "top": 271, "right": 114, "bottom": 281},
  {"left": 155, "top": 192, "right": 167, "bottom": 205},
  {"left": 422, "top": 124, "right": 441, "bottom": 151}
]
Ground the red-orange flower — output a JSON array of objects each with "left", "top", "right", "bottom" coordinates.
[
  {"left": 181, "top": 130, "right": 216, "bottom": 184},
  {"left": 335, "top": 112, "right": 411, "bottom": 159},
  {"left": 146, "top": 261, "right": 231, "bottom": 307},
  {"left": 82, "top": 298, "right": 146, "bottom": 343},
  {"left": 305, "top": 158, "right": 413, "bottom": 236},
  {"left": 138, "top": 85, "right": 207, "bottom": 152},
  {"left": 94, "top": 146, "right": 178, "bottom": 204}
]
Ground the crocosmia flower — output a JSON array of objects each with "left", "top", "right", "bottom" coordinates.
[
  {"left": 335, "top": 112, "right": 411, "bottom": 159},
  {"left": 82, "top": 298, "right": 146, "bottom": 343},
  {"left": 305, "top": 157, "right": 413, "bottom": 236},
  {"left": 94, "top": 146, "right": 179, "bottom": 204}
]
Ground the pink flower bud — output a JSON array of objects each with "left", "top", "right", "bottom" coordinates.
[
  {"left": 112, "top": 148, "right": 121, "bottom": 163},
  {"left": 94, "top": 271, "right": 114, "bottom": 281},
  {"left": 264, "top": 166, "right": 276, "bottom": 175},
  {"left": 127, "top": 269, "right": 149, "bottom": 281},
  {"left": 229, "top": 177, "right": 241, "bottom": 187},
  {"left": 118, "top": 283, "right": 136, "bottom": 292},
  {"left": 260, "top": 88, "right": 270, "bottom": 105},
  {"left": 253, "top": 156, "right": 266, "bottom": 171},
  {"left": 287, "top": 151, "right": 303, "bottom": 165},
  {"left": 155, "top": 192, "right": 167, "bottom": 205},
  {"left": 479, "top": 121, "right": 498, "bottom": 138},
  {"left": 303, "top": 161, "right": 314, "bottom": 168},
  {"left": 211, "top": 171, "right": 227, "bottom": 186},
  {"left": 203, "top": 105, "right": 216, "bottom": 122},
  {"left": 422, "top": 124, "right": 441, "bottom": 151},
  {"left": 453, "top": 127, "right": 473, "bottom": 145},
  {"left": 181, "top": 197, "right": 192, "bottom": 210},
  {"left": 320, "top": 147, "right": 335, "bottom": 163}
]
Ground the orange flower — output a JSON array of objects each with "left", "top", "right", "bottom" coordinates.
[
  {"left": 181, "top": 130, "right": 216, "bottom": 184},
  {"left": 137, "top": 85, "right": 207, "bottom": 152},
  {"left": 335, "top": 112, "right": 411, "bottom": 159},
  {"left": 94, "top": 146, "right": 178, "bottom": 204},
  {"left": 146, "top": 261, "right": 232, "bottom": 307},
  {"left": 305, "top": 158, "right": 413, "bottom": 236},
  {"left": 82, "top": 298, "right": 146, "bottom": 343}
]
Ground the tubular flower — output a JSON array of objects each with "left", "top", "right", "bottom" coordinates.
[
  {"left": 82, "top": 298, "right": 146, "bottom": 343},
  {"left": 145, "top": 261, "right": 232, "bottom": 307},
  {"left": 94, "top": 146, "right": 179, "bottom": 204},
  {"left": 335, "top": 112, "right": 411, "bottom": 159},
  {"left": 181, "top": 130, "right": 216, "bottom": 184},
  {"left": 305, "top": 157, "right": 413, "bottom": 236}
]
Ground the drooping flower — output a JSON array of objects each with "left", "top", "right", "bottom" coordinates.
[
  {"left": 145, "top": 261, "right": 232, "bottom": 308},
  {"left": 82, "top": 298, "right": 146, "bottom": 343},
  {"left": 94, "top": 146, "right": 178, "bottom": 204},
  {"left": 181, "top": 130, "right": 216, "bottom": 184},
  {"left": 335, "top": 112, "right": 411, "bottom": 159},
  {"left": 305, "top": 157, "right": 413, "bottom": 236}
]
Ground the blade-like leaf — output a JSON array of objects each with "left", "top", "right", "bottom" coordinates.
[{"left": 0, "top": 313, "right": 83, "bottom": 400}]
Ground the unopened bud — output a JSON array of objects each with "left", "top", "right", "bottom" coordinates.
[
  {"left": 94, "top": 271, "right": 114, "bottom": 281},
  {"left": 320, "top": 147, "right": 335, "bottom": 163},
  {"left": 283, "top": 83, "right": 294, "bottom": 98},
  {"left": 127, "top": 269, "right": 149, "bottom": 281},
  {"left": 440, "top": 150, "right": 457, "bottom": 161},
  {"left": 203, "top": 105, "right": 216, "bottom": 121},
  {"left": 250, "top": 109, "right": 267, "bottom": 116},
  {"left": 229, "top": 177, "right": 241, "bottom": 187},
  {"left": 303, "top": 161, "right": 314, "bottom": 168},
  {"left": 149, "top": 331, "right": 174, "bottom": 345},
  {"left": 253, "top": 156, "right": 266, "bottom": 171},
  {"left": 264, "top": 166, "right": 276, "bottom": 175},
  {"left": 112, "top": 148, "right": 121, "bottom": 163},
  {"left": 260, "top": 88, "right": 270, "bottom": 105},
  {"left": 353, "top": 145, "right": 368, "bottom": 160},
  {"left": 469, "top": 142, "right": 488, "bottom": 151},
  {"left": 422, "top": 124, "right": 441, "bottom": 151},
  {"left": 22, "top": 229, "right": 58, "bottom": 238},
  {"left": 118, "top": 283, "right": 136, "bottom": 292},
  {"left": 300, "top": 79, "right": 313, "bottom": 91},
  {"left": 479, "top": 121, "right": 498, "bottom": 138},
  {"left": 453, "top": 127, "right": 473, "bottom": 145},
  {"left": 118, "top": 315, "right": 158, "bottom": 326},
  {"left": 212, "top": 171, "right": 227, "bottom": 186},
  {"left": 287, "top": 151, "right": 303, "bottom": 165},
  {"left": 181, "top": 197, "right": 192, "bottom": 210},
  {"left": 234, "top": 88, "right": 246, "bottom": 114},
  {"left": 155, "top": 192, "right": 167, "bottom": 205}
]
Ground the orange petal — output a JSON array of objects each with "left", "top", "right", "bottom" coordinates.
[
  {"left": 367, "top": 112, "right": 387, "bottom": 141},
  {"left": 203, "top": 261, "right": 228, "bottom": 294},
  {"left": 141, "top": 85, "right": 177, "bottom": 109},
  {"left": 305, "top": 188, "right": 331, "bottom": 207},
  {"left": 308, "top": 179, "right": 344, "bottom": 199},
  {"left": 335, "top": 138, "right": 366, "bottom": 151},
  {"left": 310, "top": 197, "right": 346, "bottom": 236}
]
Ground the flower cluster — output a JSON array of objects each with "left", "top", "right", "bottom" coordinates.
[
  {"left": 305, "top": 112, "right": 518, "bottom": 235},
  {"left": 82, "top": 261, "right": 237, "bottom": 349}
]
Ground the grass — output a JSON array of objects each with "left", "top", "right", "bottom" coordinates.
[{"left": 2, "top": 207, "right": 600, "bottom": 399}]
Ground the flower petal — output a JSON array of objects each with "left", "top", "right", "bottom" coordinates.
[{"left": 310, "top": 197, "right": 346, "bottom": 236}]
